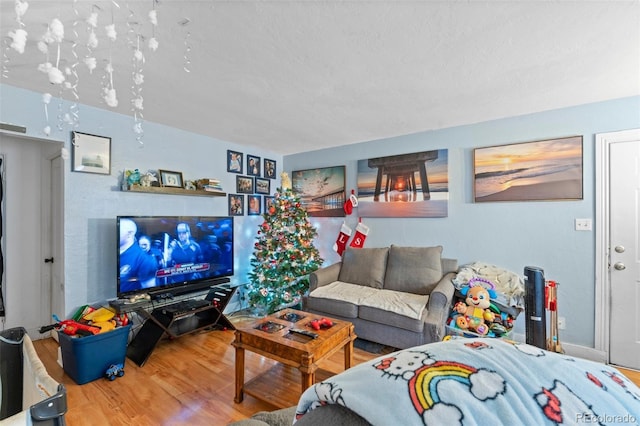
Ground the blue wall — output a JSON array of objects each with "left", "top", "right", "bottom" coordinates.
[
  {"left": 1, "top": 84, "right": 281, "bottom": 315},
  {"left": 284, "top": 96, "right": 640, "bottom": 348}
]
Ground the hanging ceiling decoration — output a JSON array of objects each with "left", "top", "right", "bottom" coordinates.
[{"left": 5, "top": 0, "right": 160, "bottom": 142}]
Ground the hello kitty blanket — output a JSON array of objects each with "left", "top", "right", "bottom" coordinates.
[{"left": 294, "top": 338, "right": 640, "bottom": 425}]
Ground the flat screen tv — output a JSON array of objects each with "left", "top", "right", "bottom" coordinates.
[{"left": 117, "top": 216, "right": 234, "bottom": 298}]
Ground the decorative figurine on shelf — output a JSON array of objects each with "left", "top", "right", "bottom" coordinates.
[
  {"left": 139, "top": 172, "right": 158, "bottom": 187},
  {"left": 126, "top": 169, "right": 141, "bottom": 186}
]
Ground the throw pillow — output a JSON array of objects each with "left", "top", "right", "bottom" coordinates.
[
  {"left": 338, "top": 247, "right": 389, "bottom": 289},
  {"left": 384, "top": 245, "right": 443, "bottom": 295}
]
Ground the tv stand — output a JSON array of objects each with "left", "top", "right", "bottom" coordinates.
[{"left": 112, "top": 283, "right": 236, "bottom": 367}]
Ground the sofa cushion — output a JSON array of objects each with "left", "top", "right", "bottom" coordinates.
[
  {"left": 383, "top": 245, "right": 443, "bottom": 295},
  {"left": 358, "top": 304, "right": 426, "bottom": 333},
  {"left": 359, "top": 289, "right": 429, "bottom": 320},
  {"left": 307, "top": 281, "right": 377, "bottom": 318},
  {"left": 338, "top": 247, "right": 389, "bottom": 289}
]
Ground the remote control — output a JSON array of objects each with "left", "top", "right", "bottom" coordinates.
[{"left": 289, "top": 328, "right": 318, "bottom": 339}]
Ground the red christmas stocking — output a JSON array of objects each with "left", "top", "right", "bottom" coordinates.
[
  {"left": 349, "top": 222, "right": 369, "bottom": 248},
  {"left": 333, "top": 222, "right": 352, "bottom": 255}
]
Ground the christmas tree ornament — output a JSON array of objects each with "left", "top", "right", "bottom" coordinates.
[
  {"left": 333, "top": 222, "right": 352, "bottom": 256},
  {"left": 349, "top": 221, "right": 370, "bottom": 248},
  {"left": 343, "top": 189, "right": 359, "bottom": 215}
]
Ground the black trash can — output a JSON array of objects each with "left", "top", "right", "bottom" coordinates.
[{"left": 0, "top": 326, "right": 25, "bottom": 420}]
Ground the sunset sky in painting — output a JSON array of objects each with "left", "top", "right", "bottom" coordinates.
[
  {"left": 357, "top": 149, "right": 449, "bottom": 192},
  {"left": 474, "top": 137, "right": 582, "bottom": 173}
]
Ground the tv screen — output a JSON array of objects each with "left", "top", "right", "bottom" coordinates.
[{"left": 117, "top": 216, "right": 234, "bottom": 297}]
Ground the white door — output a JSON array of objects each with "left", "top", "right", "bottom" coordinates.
[
  {"left": 608, "top": 139, "right": 640, "bottom": 370},
  {"left": 50, "top": 155, "right": 64, "bottom": 320}
]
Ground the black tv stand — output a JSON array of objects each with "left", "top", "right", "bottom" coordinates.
[{"left": 112, "top": 282, "right": 236, "bottom": 367}]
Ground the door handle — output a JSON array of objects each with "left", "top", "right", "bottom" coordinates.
[
  {"left": 614, "top": 245, "right": 625, "bottom": 253},
  {"left": 613, "top": 262, "right": 626, "bottom": 271},
  {"left": 44, "top": 257, "right": 54, "bottom": 263}
]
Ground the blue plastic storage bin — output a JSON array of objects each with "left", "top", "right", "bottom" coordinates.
[{"left": 59, "top": 324, "right": 131, "bottom": 385}]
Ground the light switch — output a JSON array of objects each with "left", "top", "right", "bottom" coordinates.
[{"left": 575, "top": 218, "right": 592, "bottom": 231}]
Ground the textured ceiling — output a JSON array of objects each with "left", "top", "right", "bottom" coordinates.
[{"left": 1, "top": 1, "right": 639, "bottom": 155}]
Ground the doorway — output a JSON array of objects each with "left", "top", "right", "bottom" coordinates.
[
  {"left": 0, "top": 132, "right": 63, "bottom": 337},
  {"left": 595, "top": 128, "right": 640, "bottom": 370}
]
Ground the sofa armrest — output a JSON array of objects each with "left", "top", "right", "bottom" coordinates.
[
  {"left": 423, "top": 271, "right": 456, "bottom": 342},
  {"left": 309, "top": 262, "right": 342, "bottom": 292}
]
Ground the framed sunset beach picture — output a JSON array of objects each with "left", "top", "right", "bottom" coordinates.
[
  {"left": 473, "top": 136, "right": 583, "bottom": 202},
  {"left": 356, "top": 149, "right": 449, "bottom": 218}
]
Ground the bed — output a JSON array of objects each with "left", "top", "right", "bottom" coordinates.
[{"left": 294, "top": 338, "right": 640, "bottom": 425}]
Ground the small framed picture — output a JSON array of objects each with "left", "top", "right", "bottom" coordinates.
[
  {"left": 255, "top": 177, "right": 271, "bottom": 194},
  {"left": 71, "top": 131, "right": 111, "bottom": 175},
  {"left": 264, "top": 158, "right": 277, "bottom": 179},
  {"left": 248, "top": 195, "right": 262, "bottom": 216},
  {"left": 228, "top": 194, "right": 244, "bottom": 216},
  {"left": 247, "top": 155, "right": 261, "bottom": 176},
  {"left": 158, "top": 169, "right": 184, "bottom": 188},
  {"left": 227, "top": 150, "right": 243, "bottom": 174},
  {"left": 236, "top": 175, "right": 254, "bottom": 193},
  {"left": 264, "top": 196, "right": 275, "bottom": 213}
]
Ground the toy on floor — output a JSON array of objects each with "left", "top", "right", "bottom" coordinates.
[
  {"left": 453, "top": 278, "right": 496, "bottom": 335},
  {"left": 105, "top": 363, "right": 125, "bottom": 381}
]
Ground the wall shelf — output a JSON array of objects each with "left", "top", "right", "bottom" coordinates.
[{"left": 125, "top": 185, "right": 226, "bottom": 197}]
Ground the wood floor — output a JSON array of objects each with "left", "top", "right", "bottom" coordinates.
[
  {"left": 32, "top": 316, "right": 378, "bottom": 426},
  {"left": 32, "top": 320, "right": 640, "bottom": 426}
]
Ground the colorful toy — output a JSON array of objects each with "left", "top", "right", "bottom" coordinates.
[
  {"left": 105, "top": 363, "right": 125, "bottom": 381},
  {"left": 454, "top": 279, "right": 497, "bottom": 335},
  {"left": 309, "top": 318, "right": 333, "bottom": 330},
  {"left": 39, "top": 315, "right": 101, "bottom": 336}
]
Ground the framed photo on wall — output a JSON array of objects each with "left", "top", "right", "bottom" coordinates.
[
  {"left": 292, "top": 165, "right": 346, "bottom": 217},
  {"left": 158, "top": 169, "right": 184, "bottom": 188},
  {"left": 248, "top": 195, "right": 261, "bottom": 216},
  {"left": 255, "top": 177, "right": 271, "bottom": 194},
  {"left": 236, "top": 175, "right": 254, "bottom": 193},
  {"left": 227, "top": 150, "right": 243, "bottom": 173},
  {"left": 356, "top": 150, "right": 449, "bottom": 218},
  {"left": 247, "top": 155, "right": 261, "bottom": 176},
  {"left": 264, "top": 196, "right": 275, "bottom": 214},
  {"left": 228, "top": 194, "right": 244, "bottom": 216},
  {"left": 264, "top": 158, "right": 277, "bottom": 179},
  {"left": 71, "top": 131, "right": 111, "bottom": 175},
  {"left": 473, "top": 136, "right": 583, "bottom": 202}
]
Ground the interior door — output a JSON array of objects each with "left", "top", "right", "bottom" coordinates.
[
  {"left": 608, "top": 139, "right": 640, "bottom": 370},
  {"left": 50, "top": 155, "right": 64, "bottom": 320}
]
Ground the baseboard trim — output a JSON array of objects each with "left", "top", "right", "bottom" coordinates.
[{"left": 511, "top": 332, "right": 607, "bottom": 363}]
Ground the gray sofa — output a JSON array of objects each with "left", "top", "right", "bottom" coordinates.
[{"left": 304, "top": 245, "right": 457, "bottom": 350}]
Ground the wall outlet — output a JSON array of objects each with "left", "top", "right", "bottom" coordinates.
[{"left": 557, "top": 317, "right": 566, "bottom": 329}]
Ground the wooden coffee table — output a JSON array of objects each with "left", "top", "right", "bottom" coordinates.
[{"left": 232, "top": 308, "right": 356, "bottom": 408}]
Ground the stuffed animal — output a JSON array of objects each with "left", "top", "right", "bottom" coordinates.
[{"left": 454, "top": 278, "right": 497, "bottom": 335}]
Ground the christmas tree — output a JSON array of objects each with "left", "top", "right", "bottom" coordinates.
[{"left": 246, "top": 173, "right": 323, "bottom": 314}]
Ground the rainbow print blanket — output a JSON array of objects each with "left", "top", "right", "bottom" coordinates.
[{"left": 294, "top": 338, "right": 640, "bottom": 425}]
